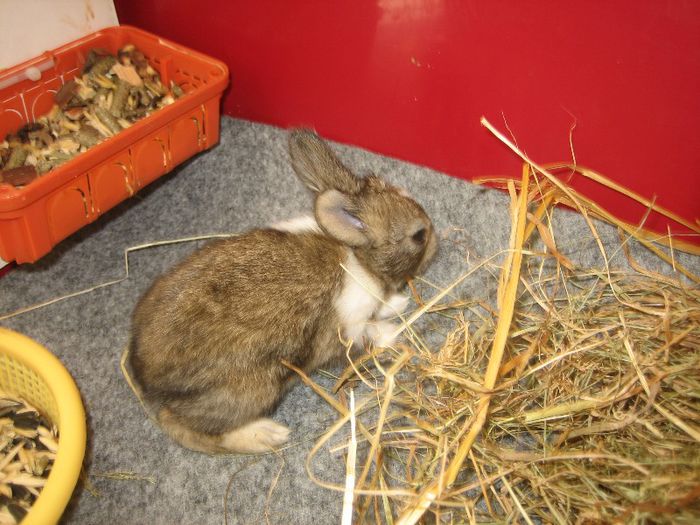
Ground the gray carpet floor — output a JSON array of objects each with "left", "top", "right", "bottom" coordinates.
[{"left": 0, "top": 117, "right": 697, "bottom": 524}]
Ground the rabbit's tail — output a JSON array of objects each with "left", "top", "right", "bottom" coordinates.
[{"left": 158, "top": 408, "right": 290, "bottom": 455}]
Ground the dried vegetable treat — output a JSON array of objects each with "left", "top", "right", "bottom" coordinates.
[
  {"left": 0, "top": 390, "right": 58, "bottom": 524},
  {"left": 0, "top": 44, "right": 183, "bottom": 188}
]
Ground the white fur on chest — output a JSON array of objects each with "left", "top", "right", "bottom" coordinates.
[{"left": 334, "top": 251, "right": 409, "bottom": 347}]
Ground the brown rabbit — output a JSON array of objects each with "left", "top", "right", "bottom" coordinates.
[{"left": 128, "top": 129, "right": 438, "bottom": 454}]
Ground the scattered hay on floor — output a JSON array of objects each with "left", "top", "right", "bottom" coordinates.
[{"left": 299, "top": 119, "right": 700, "bottom": 524}]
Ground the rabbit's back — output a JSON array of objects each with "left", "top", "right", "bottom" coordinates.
[{"left": 130, "top": 229, "right": 347, "bottom": 402}]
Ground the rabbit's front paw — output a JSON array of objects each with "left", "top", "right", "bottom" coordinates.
[
  {"left": 377, "top": 293, "right": 410, "bottom": 320},
  {"left": 366, "top": 320, "right": 401, "bottom": 348}
]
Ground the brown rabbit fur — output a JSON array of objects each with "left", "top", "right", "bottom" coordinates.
[{"left": 128, "top": 129, "right": 438, "bottom": 454}]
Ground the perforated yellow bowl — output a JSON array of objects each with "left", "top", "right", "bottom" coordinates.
[{"left": 0, "top": 328, "right": 86, "bottom": 525}]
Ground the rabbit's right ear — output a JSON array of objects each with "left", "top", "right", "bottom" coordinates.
[
  {"left": 315, "top": 190, "right": 368, "bottom": 247},
  {"left": 289, "top": 129, "right": 361, "bottom": 195}
]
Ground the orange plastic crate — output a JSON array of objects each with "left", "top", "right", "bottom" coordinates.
[{"left": 0, "top": 26, "right": 229, "bottom": 263}]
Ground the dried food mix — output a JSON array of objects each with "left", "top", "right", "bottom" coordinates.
[
  {"left": 0, "top": 390, "right": 58, "bottom": 524},
  {"left": 0, "top": 45, "right": 183, "bottom": 188}
]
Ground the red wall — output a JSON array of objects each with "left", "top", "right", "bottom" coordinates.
[{"left": 115, "top": 1, "right": 700, "bottom": 247}]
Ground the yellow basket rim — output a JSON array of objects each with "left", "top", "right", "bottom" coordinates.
[{"left": 0, "top": 327, "right": 86, "bottom": 525}]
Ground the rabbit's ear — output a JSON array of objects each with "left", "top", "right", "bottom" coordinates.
[
  {"left": 316, "top": 190, "right": 368, "bottom": 247},
  {"left": 289, "top": 129, "right": 361, "bottom": 195}
]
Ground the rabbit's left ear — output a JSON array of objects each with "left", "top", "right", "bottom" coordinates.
[
  {"left": 289, "top": 129, "right": 361, "bottom": 195},
  {"left": 315, "top": 190, "right": 368, "bottom": 247}
]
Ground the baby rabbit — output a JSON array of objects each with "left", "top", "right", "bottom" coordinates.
[{"left": 128, "top": 129, "right": 438, "bottom": 454}]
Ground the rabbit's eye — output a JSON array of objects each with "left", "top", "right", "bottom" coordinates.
[{"left": 411, "top": 228, "right": 427, "bottom": 245}]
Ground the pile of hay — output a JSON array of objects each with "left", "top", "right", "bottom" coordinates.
[{"left": 297, "top": 120, "right": 700, "bottom": 524}]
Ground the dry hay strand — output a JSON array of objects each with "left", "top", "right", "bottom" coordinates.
[{"left": 297, "top": 119, "right": 700, "bottom": 524}]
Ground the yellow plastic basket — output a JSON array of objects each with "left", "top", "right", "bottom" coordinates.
[{"left": 0, "top": 328, "right": 86, "bottom": 525}]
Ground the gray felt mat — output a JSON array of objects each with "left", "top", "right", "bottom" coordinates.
[{"left": 0, "top": 117, "right": 697, "bottom": 524}]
